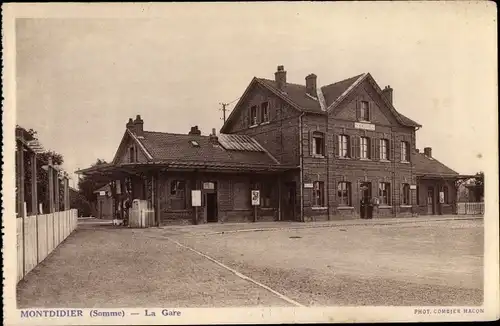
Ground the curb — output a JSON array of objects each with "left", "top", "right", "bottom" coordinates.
[{"left": 189, "top": 216, "right": 483, "bottom": 236}]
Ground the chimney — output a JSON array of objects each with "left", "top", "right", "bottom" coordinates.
[
  {"left": 133, "top": 115, "right": 144, "bottom": 137},
  {"left": 424, "top": 147, "right": 432, "bottom": 158},
  {"left": 126, "top": 118, "right": 135, "bottom": 133},
  {"left": 382, "top": 85, "right": 393, "bottom": 104},
  {"left": 274, "top": 65, "right": 287, "bottom": 91},
  {"left": 305, "top": 73, "right": 317, "bottom": 98},
  {"left": 188, "top": 126, "right": 201, "bottom": 136},
  {"left": 209, "top": 128, "right": 218, "bottom": 145}
]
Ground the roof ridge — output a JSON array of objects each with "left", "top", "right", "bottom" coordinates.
[
  {"left": 321, "top": 73, "right": 366, "bottom": 89},
  {"left": 144, "top": 130, "right": 210, "bottom": 137}
]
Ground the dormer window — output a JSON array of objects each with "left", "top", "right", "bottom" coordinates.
[
  {"left": 250, "top": 105, "right": 258, "bottom": 126},
  {"left": 261, "top": 102, "right": 269, "bottom": 123},
  {"left": 360, "top": 101, "right": 370, "bottom": 121}
]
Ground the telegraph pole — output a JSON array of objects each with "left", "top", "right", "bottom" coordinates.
[{"left": 220, "top": 102, "right": 228, "bottom": 124}]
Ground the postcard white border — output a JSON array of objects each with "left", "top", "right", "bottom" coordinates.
[{"left": 2, "top": 2, "right": 499, "bottom": 324}]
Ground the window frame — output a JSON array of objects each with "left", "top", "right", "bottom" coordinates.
[
  {"left": 312, "top": 181, "right": 325, "bottom": 207},
  {"left": 312, "top": 131, "right": 325, "bottom": 157},
  {"left": 401, "top": 141, "right": 410, "bottom": 162},
  {"left": 378, "top": 182, "right": 391, "bottom": 206},
  {"left": 338, "top": 134, "right": 350, "bottom": 158},
  {"left": 360, "top": 101, "right": 370, "bottom": 121},
  {"left": 260, "top": 102, "right": 269, "bottom": 123},
  {"left": 402, "top": 183, "right": 411, "bottom": 205},
  {"left": 337, "top": 181, "right": 351, "bottom": 207},
  {"left": 170, "top": 180, "right": 186, "bottom": 210},
  {"left": 360, "top": 137, "right": 370, "bottom": 159},
  {"left": 379, "top": 139, "right": 389, "bottom": 160},
  {"left": 250, "top": 105, "right": 258, "bottom": 126}
]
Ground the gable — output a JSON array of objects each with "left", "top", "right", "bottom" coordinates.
[
  {"left": 334, "top": 79, "right": 398, "bottom": 126},
  {"left": 221, "top": 81, "right": 297, "bottom": 133},
  {"left": 113, "top": 131, "right": 150, "bottom": 164},
  {"left": 332, "top": 77, "right": 409, "bottom": 127}
]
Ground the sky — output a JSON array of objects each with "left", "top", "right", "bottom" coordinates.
[{"left": 14, "top": 2, "right": 497, "bottom": 188}]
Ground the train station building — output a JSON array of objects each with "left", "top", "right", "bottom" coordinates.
[{"left": 77, "top": 66, "right": 461, "bottom": 225}]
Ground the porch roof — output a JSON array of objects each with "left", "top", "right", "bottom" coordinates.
[{"left": 76, "top": 160, "right": 298, "bottom": 177}]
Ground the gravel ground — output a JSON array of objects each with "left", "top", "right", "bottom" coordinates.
[
  {"left": 16, "top": 225, "right": 290, "bottom": 308},
  {"left": 17, "top": 218, "right": 483, "bottom": 308},
  {"left": 173, "top": 219, "right": 484, "bottom": 306}
]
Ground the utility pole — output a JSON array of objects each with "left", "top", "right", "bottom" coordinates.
[{"left": 219, "top": 102, "right": 228, "bottom": 124}]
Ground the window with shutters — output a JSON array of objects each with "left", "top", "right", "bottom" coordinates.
[
  {"left": 360, "top": 137, "right": 370, "bottom": 159},
  {"left": 379, "top": 139, "right": 389, "bottom": 160},
  {"left": 338, "top": 135, "right": 350, "bottom": 158},
  {"left": 313, "top": 181, "right": 325, "bottom": 207},
  {"left": 360, "top": 101, "right": 370, "bottom": 121},
  {"left": 233, "top": 181, "right": 250, "bottom": 209},
  {"left": 402, "top": 183, "right": 411, "bottom": 205},
  {"left": 401, "top": 141, "right": 410, "bottom": 162},
  {"left": 379, "top": 182, "right": 391, "bottom": 206},
  {"left": 312, "top": 132, "right": 325, "bottom": 157},
  {"left": 261, "top": 102, "right": 269, "bottom": 123},
  {"left": 337, "top": 182, "right": 351, "bottom": 206},
  {"left": 170, "top": 180, "right": 186, "bottom": 210},
  {"left": 249, "top": 106, "right": 258, "bottom": 126}
]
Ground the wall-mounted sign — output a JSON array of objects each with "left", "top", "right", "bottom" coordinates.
[
  {"left": 304, "top": 183, "right": 314, "bottom": 189},
  {"left": 354, "top": 122, "right": 375, "bottom": 131},
  {"left": 203, "top": 182, "right": 215, "bottom": 190},
  {"left": 251, "top": 190, "right": 260, "bottom": 206},
  {"left": 439, "top": 191, "right": 444, "bottom": 204},
  {"left": 191, "top": 190, "right": 202, "bottom": 207},
  {"left": 410, "top": 184, "right": 417, "bottom": 190},
  {"left": 99, "top": 191, "right": 106, "bottom": 196}
]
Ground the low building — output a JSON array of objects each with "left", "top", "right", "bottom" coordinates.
[{"left": 77, "top": 66, "right": 462, "bottom": 225}]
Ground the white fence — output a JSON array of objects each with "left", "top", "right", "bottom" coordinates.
[
  {"left": 16, "top": 209, "right": 78, "bottom": 283},
  {"left": 457, "top": 202, "right": 484, "bottom": 215}
]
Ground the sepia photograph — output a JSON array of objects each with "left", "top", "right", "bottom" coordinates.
[{"left": 2, "top": 2, "right": 498, "bottom": 325}]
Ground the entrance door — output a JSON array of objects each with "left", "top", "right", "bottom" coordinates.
[
  {"left": 427, "top": 187, "right": 434, "bottom": 215},
  {"left": 360, "top": 182, "right": 372, "bottom": 219},
  {"left": 206, "top": 193, "right": 218, "bottom": 223},
  {"left": 283, "top": 182, "right": 296, "bottom": 221}
]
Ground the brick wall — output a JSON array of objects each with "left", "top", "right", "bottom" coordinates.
[
  {"left": 222, "top": 83, "right": 301, "bottom": 166},
  {"left": 300, "top": 78, "right": 417, "bottom": 220}
]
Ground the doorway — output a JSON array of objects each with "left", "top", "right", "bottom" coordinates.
[
  {"left": 427, "top": 186, "right": 434, "bottom": 215},
  {"left": 283, "top": 182, "right": 296, "bottom": 221},
  {"left": 360, "top": 182, "right": 372, "bottom": 219},
  {"left": 206, "top": 193, "right": 218, "bottom": 222}
]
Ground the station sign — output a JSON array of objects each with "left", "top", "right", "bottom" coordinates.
[{"left": 354, "top": 122, "right": 375, "bottom": 131}]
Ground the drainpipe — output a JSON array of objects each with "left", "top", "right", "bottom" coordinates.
[
  {"left": 298, "top": 112, "right": 305, "bottom": 222},
  {"left": 326, "top": 112, "right": 330, "bottom": 221}
]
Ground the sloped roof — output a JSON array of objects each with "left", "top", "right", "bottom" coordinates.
[
  {"left": 321, "top": 74, "right": 365, "bottom": 106},
  {"left": 256, "top": 78, "right": 322, "bottom": 113},
  {"left": 139, "top": 131, "right": 280, "bottom": 166},
  {"left": 253, "top": 73, "right": 420, "bottom": 128},
  {"left": 413, "top": 152, "right": 458, "bottom": 178}
]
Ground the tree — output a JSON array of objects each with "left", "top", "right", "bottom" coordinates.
[
  {"left": 78, "top": 158, "right": 109, "bottom": 205},
  {"left": 474, "top": 171, "right": 484, "bottom": 201}
]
